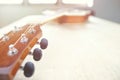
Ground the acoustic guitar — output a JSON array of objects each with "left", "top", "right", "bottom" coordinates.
[{"left": 0, "top": 9, "right": 93, "bottom": 80}]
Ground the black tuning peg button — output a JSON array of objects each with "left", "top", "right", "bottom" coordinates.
[
  {"left": 33, "top": 48, "right": 42, "bottom": 61},
  {"left": 40, "top": 38, "right": 48, "bottom": 49},
  {"left": 23, "top": 62, "right": 35, "bottom": 77}
]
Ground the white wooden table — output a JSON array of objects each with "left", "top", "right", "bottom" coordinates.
[{"left": 0, "top": 14, "right": 120, "bottom": 80}]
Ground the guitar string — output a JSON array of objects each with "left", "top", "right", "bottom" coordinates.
[
  {"left": 13, "top": 24, "right": 36, "bottom": 46},
  {"left": 0, "top": 24, "right": 39, "bottom": 66}
]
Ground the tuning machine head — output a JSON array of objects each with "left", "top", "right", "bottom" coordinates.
[
  {"left": 2, "top": 34, "right": 9, "bottom": 41},
  {"left": 8, "top": 44, "right": 18, "bottom": 56},
  {"left": 13, "top": 26, "right": 21, "bottom": 32},
  {"left": 28, "top": 28, "right": 36, "bottom": 34},
  {"left": 33, "top": 48, "right": 42, "bottom": 61},
  {"left": 20, "top": 34, "right": 28, "bottom": 43},
  {"left": 20, "top": 61, "right": 35, "bottom": 77},
  {"left": 39, "top": 38, "right": 48, "bottom": 49},
  {"left": 29, "top": 48, "right": 42, "bottom": 61}
]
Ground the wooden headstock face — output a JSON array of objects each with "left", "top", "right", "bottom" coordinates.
[{"left": 0, "top": 24, "right": 42, "bottom": 80}]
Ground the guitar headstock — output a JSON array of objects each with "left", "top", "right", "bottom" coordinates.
[
  {"left": 0, "top": 24, "right": 45, "bottom": 80},
  {"left": 0, "top": 24, "right": 42, "bottom": 66}
]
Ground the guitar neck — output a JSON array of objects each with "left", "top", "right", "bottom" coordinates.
[{"left": 21, "top": 9, "right": 92, "bottom": 26}]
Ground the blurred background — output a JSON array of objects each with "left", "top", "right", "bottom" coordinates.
[{"left": 0, "top": 0, "right": 120, "bottom": 27}]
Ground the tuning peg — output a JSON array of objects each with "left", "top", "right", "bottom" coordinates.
[
  {"left": 20, "top": 62, "right": 35, "bottom": 77},
  {"left": 29, "top": 48, "right": 42, "bottom": 61},
  {"left": 29, "top": 28, "right": 36, "bottom": 34},
  {"left": 14, "top": 26, "right": 21, "bottom": 32},
  {"left": 2, "top": 34, "right": 9, "bottom": 41},
  {"left": 33, "top": 48, "right": 42, "bottom": 61},
  {"left": 20, "top": 34, "right": 28, "bottom": 43},
  {"left": 39, "top": 38, "right": 48, "bottom": 49},
  {"left": 8, "top": 44, "right": 18, "bottom": 56}
]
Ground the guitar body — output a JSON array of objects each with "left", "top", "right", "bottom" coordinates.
[
  {"left": 54, "top": 10, "right": 91, "bottom": 23},
  {"left": 0, "top": 24, "right": 42, "bottom": 80},
  {"left": 56, "top": 15, "right": 89, "bottom": 23}
]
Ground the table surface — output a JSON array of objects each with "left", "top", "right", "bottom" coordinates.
[{"left": 0, "top": 13, "right": 120, "bottom": 80}]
